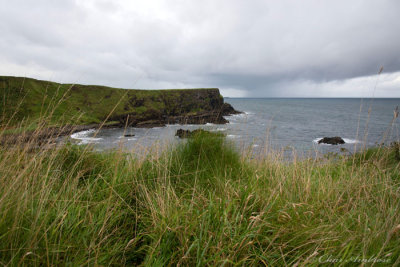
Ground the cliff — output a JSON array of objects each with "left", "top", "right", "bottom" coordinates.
[{"left": 0, "top": 76, "right": 240, "bottom": 128}]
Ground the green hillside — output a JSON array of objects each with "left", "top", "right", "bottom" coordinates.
[{"left": 0, "top": 76, "right": 224, "bottom": 127}]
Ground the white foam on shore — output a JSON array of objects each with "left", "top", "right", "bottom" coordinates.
[
  {"left": 225, "top": 111, "right": 254, "bottom": 121},
  {"left": 227, "top": 113, "right": 247, "bottom": 119},
  {"left": 70, "top": 129, "right": 103, "bottom": 145},
  {"left": 210, "top": 128, "right": 227, "bottom": 132},
  {"left": 113, "top": 137, "right": 137, "bottom": 143},
  {"left": 166, "top": 124, "right": 196, "bottom": 127},
  {"left": 313, "top": 137, "right": 360, "bottom": 145}
]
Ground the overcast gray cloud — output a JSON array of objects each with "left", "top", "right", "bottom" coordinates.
[{"left": 1, "top": 0, "right": 400, "bottom": 97}]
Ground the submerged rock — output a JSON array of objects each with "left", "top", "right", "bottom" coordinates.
[
  {"left": 123, "top": 134, "right": 135, "bottom": 137},
  {"left": 318, "top": 137, "right": 345, "bottom": 145},
  {"left": 175, "top": 129, "right": 210, "bottom": 138}
]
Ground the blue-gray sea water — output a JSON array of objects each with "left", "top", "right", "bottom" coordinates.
[{"left": 69, "top": 98, "right": 400, "bottom": 157}]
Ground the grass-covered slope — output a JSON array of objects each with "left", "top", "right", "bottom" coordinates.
[
  {"left": 0, "top": 76, "right": 226, "bottom": 127},
  {"left": 0, "top": 131, "right": 399, "bottom": 265}
]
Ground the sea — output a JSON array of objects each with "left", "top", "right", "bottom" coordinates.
[{"left": 69, "top": 98, "right": 400, "bottom": 158}]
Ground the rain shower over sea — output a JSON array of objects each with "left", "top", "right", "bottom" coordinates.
[{"left": 70, "top": 98, "right": 400, "bottom": 156}]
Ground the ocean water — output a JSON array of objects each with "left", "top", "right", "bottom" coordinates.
[{"left": 69, "top": 98, "right": 400, "bottom": 157}]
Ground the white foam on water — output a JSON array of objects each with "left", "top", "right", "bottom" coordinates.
[
  {"left": 210, "top": 128, "right": 227, "bottom": 132},
  {"left": 114, "top": 137, "right": 137, "bottom": 143},
  {"left": 227, "top": 134, "right": 240, "bottom": 139},
  {"left": 228, "top": 113, "right": 246, "bottom": 118},
  {"left": 166, "top": 124, "right": 197, "bottom": 127},
  {"left": 225, "top": 111, "right": 254, "bottom": 122},
  {"left": 313, "top": 138, "right": 322, "bottom": 144},
  {"left": 70, "top": 129, "right": 103, "bottom": 145},
  {"left": 343, "top": 138, "right": 360, "bottom": 144}
]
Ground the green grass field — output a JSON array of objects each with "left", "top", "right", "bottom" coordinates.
[{"left": 0, "top": 128, "right": 399, "bottom": 265}]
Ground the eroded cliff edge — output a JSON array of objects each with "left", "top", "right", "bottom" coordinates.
[{"left": 109, "top": 88, "right": 241, "bottom": 127}]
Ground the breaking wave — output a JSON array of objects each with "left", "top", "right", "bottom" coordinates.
[{"left": 70, "top": 129, "right": 103, "bottom": 145}]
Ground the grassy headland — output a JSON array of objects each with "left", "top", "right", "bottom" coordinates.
[{"left": 0, "top": 76, "right": 234, "bottom": 130}]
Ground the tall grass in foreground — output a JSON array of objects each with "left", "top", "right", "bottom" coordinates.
[{"left": 0, "top": 129, "right": 399, "bottom": 266}]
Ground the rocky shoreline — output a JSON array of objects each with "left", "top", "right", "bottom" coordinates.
[
  {"left": 1, "top": 76, "right": 242, "bottom": 146},
  {"left": 2, "top": 76, "right": 241, "bottom": 132},
  {"left": 1, "top": 102, "right": 241, "bottom": 146},
  {"left": 0, "top": 124, "right": 112, "bottom": 146}
]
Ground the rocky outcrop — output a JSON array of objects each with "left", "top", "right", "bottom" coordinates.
[
  {"left": 175, "top": 129, "right": 211, "bottom": 138},
  {"left": 221, "top": 103, "right": 241, "bottom": 116},
  {"left": 318, "top": 137, "right": 345, "bottom": 145},
  {"left": 110, "top": 89, "right": 240, "bottom": 127}
]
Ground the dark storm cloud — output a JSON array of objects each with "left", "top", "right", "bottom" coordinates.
[{"left": 1, "top": 0, "right": 400, "bottom": 97}]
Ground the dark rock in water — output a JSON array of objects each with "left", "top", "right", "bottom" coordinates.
[
  {"left": 176, "top": 129, "right": 191, "bottom": 138},
  {"left": 123, "top": 134, "right": 135, "bottom": 137},
  {"left": 175, "top": 129, "right": 210, "bottom": 138},
  {"left": 318, "top": 137, "right": 345, "bottom": 145}
]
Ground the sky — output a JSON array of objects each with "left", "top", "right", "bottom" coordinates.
[{"left": 1, "top": 0, "right": 400, "bottom": 97}]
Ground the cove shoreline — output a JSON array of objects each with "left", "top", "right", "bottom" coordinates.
[{"left": 0, "top": 104, "right": 241, "bottom": 147}]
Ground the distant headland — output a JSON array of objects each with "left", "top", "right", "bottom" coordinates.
[{"left": 0, "top": 76, "right": 240, "bottom": 129}]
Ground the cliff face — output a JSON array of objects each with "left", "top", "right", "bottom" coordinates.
[
  {"left": 110, "top": 88, "right": 240, "bottom": 127},
  {"left": 0, "top": 76, "right": 240, "bottom": 127}
]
